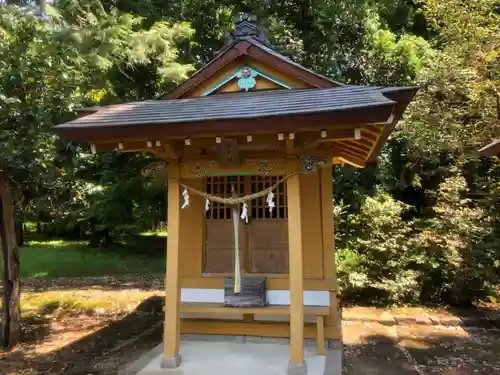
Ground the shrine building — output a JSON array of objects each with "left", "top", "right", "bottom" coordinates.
[{"left": 55, "top": 15, "right": 418, "bottom": 375}]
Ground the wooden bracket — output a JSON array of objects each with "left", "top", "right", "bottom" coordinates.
[
  {"left": 163, "top": 142, "right": 181, "bottom": 161},
  {"left": 286, "top": 138, "right": 295, "bottom": 156},
  {"left": 215, "top": 138, "right": 240, "bottom": 167}
]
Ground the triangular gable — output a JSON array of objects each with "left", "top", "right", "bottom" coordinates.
[
  {"left": 199, "top": 64, "right": 294, "bottom": 96},
  {"left": 165, "top": 17, "right": 342, "bottom": 99}
]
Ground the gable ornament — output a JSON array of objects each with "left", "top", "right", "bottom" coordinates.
[{"left": 237, "top": 67, "right": 257, "bottom": 91}]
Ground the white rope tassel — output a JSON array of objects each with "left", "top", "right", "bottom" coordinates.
[
  {"left": 181, "top": 188, "right": 190, "bottom": 209},
  {"left": 205, "top": 198, "right": 210, "bottom": 212},
  {"left": 266, "top": 191, "right": 275, "bottom": 213},
  {"left": 240, "top": 203, "right": 249, "bottom": 223}
]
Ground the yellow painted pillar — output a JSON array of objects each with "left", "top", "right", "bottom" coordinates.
[
  {"left": 286, "top": 159, "right": 307, "bottom": 375},
  {"left": 162, "top": 162, "right": 182, "bottom": 368},
  {"left": 320, "top": 166, "right": 341, "bottom": 339}
]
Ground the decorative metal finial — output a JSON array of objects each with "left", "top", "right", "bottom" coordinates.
[{"left": 224, "top": 13, "right": 270, "bottom": 47}]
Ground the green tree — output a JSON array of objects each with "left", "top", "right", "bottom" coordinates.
[{"left": 0, "top": 2, "right": 192, "bottom": 349}]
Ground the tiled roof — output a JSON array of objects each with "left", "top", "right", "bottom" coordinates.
[{"left": 56, "top": 86, "right": 395, "bottom": 129}]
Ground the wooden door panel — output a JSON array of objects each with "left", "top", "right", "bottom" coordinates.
[
  {"left": 204, "top": 220, "right": 246, "bottom": 273},
  {"left": 204, "top": 175, "right": 289, "bottom": 275},
  {"left": 250, "top": 220, "right": 289, "bottom": 274}
]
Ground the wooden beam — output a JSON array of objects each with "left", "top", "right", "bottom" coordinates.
[
  {"left": 181, "top": 150, "right": 287, "bottom": 162},
  {"left": 286, "top": 138, "right": 295, "bottom": 156},
  {"left": 320, "top": 167, "right": 335, "bottom": 281},
  {"left": 355, "top": 137, "right": 376, "bottom": 149},
  {"left": 339, "top": 154, "right": 366, "bottom": 168},
  {"left": 286, "top": 160, "right": 305, "bottom": 368},
  {"left": 334, "top": 149, "right": 367, "bottom": 163},
  {"left": 150, "top": 149, "right": 167, "bottom": 158},
  {"left": 339, "top": 140, "right": 372, "bottom": 153},
  {"left": 294, "top": 148, "right": 341, "bottom": 158},
  {"left": 180, "top": 159, "right": 287, "bottom": 178},
  {"left": 163, "top": 163, "right": 182, "bottom": 368},
  {"left": 94, "top": 140, "right": 165, "bottom": 153},
  {"left": 301, "top": 129, "right": 358, "bottom": 149},
  {"left": 91, "top": 128, "right": 373, "bottom": 156},
  {"left": 176, "top": 134, "right": 283, "bottom": 150},
  {"left": 331, "top": 157, "right": 344, "bottom": 165},
  {"left": 180, "top": 303, "right": 329, "bottom": 316},
  {"left": 179, "top": 277, "right": 338, "bottom": 291},
  {"left": 365, "top": 128, "right": 383, "bottom": 162},
  {"left": 163, "top": 142, "right": 181, "bottom": 160},
  {"left": 340, "top": 150, "right": 369, "bottom": 165},
  {"left": 332, "top": 142, "right": 369, "bottom": 159},
  {"left": 74, "top": 125, "right": 363, "bottom": 146},
  {"left": 316, "top": 316, "right": 325, "bottom": 355},
  {"left": 180, "top": 319, "right": 342, "bottom": 340},
  {"left": 182, "top": 131, "right": 358, "bottom": 155},
  {"left": 363, "top": 124, "right": 384, "bottom": 136},
  {"left": 360, "top": 129, "right": 379, "bottom": 142}
]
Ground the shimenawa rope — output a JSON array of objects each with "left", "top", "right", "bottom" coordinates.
[{"left": 178, "top": 173, "right": 295, "bottom": 205}]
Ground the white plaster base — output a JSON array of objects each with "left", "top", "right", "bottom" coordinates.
[{"left": 180, "top": 289, "right": 330, "bottom": 306}]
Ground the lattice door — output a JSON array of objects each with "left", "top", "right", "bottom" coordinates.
[
  {"left": 204, "top": 175, "right": 289, "bottom": 274},
  {"left": 204, "top": 176, "right": 246, "bottom": 273},
  {"left": 248, "top": 176, "right": 289, "bottom": 273}
]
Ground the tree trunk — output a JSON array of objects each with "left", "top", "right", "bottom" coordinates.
[{"left": 0, "top": 172, "right": 21, "bottom": 350}]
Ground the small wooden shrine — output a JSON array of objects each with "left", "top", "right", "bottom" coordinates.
[{"left": 55, "top": 15, "right": 417, "bottom": 375}]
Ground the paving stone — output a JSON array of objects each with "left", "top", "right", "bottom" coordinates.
[
  {"left": 415, "top": 316, "right": 432, "bottom": 325},
  {"left": 393, "top": 316, "right": 417, "bottom": 325},
  {"left": 429, "top": 315, "right": 442, "bottom": 325},
  {"left": 439, "top": 316, "right": 462, "bottom": 326},
  {"left": 379, "top": 311, "right": 396, "bottom": 326}
]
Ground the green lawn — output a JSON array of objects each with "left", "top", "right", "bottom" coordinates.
[{"left": 19, "top": 239, "right": 165, "bottom": 279}]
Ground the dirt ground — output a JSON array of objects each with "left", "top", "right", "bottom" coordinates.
[{"left": 2, "top": 277, "right": 500, "bottom": 375}]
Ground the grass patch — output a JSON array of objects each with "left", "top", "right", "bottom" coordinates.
[
  {"left": 22, "top": 294, "right": 113, "bottom": 316},
  {"left": 20, "top": 239, "right": 165, "bottom": 279},
  {"left": 17, "top": 290, "right": 162, "bottom": 318},
  {"left": 140, "top": 230, "right": 168, "bottom": 237}
]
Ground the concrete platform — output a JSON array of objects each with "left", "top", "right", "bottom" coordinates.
[{"left": 121, "top": 335, "right": 342, "bottom": 375}]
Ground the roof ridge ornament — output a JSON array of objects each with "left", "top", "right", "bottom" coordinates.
[{"left": 224, "top": 12, "right": 271, "bottom": 47}]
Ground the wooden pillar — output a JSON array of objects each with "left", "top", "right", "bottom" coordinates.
[
  {"left": 286, "top": 160, "right": 306, "bottom": 375},
  {"left": 179, "top": 178, "right": 204, "bottom": 278},
  {"left": 162, "top": 162, "right": 182, "bottom": 368},
  {"left": 320, "top": 166, "right": 341, "bottom": 338}
]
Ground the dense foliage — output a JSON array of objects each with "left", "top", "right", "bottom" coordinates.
[{"left": 1, "top": 0, "right": 499, "bottom": 305}]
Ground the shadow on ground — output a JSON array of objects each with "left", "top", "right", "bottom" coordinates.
[
  {"left": 343, "top": 320, "right": 500, "bottom": 374},
  {"left": 21, "top": 275, "right": 165, "bottom": 293},
  {"left": 3, "top": 298, "right": 500, "bottom": 375},
  {"left": 2, "top": 296, "right": 164, "bottom": 375}
]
